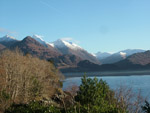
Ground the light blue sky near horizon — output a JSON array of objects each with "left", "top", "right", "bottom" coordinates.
[{"left": 0, "top": 0, "right": 150, "bottom": 53}]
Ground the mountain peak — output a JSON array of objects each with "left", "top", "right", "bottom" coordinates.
[
  {"left": 50, "top": 39, "right": 82, "bottom": 50},
  {"left": 32, "top": 34, "right": 44, "bottom": 41},
  {"left": 23, "top": 36, "right": 34, "bottom": 41},
  {"left": 0, "top": 35, "right": 16, "bottom": 42},
  {"left": 4, "top": 34, "right": 15, "bottom": 39},
  {"left": 10, "top": 36, "right": 61, "bottom": 59},
  {"left": 22, "top": 36, "right": 42, "bottom": 46},
  {"left": 100, "top": 49, "right": 146, "bottom": 64},
  {"left": 49, "top": 38, "right": 100, "bottom": 64},
  {"left": 95, "top": 52, "right": 112, "bottom": 60},
  {"left": 32, "top": 34, "right": 48, "bottom": 47}
]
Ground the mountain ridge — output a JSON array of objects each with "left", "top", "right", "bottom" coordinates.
[
  {"left": 0, "top": 35, "right": 149, "bottom": 73},
  {"left": 98, "top": 49, "right": 146, "bottom": 64},
  {"left": 49, "top": 39, "right": 100, "bottom": 64},
  {"left": 0, "top": 35, "right": 19, "bottom": 47},
  {"left": 61, "top": 50, "right": 150, "bottom": 73},
  {"left": 10, "top": 36, "right": 61, "bottom": 59}
]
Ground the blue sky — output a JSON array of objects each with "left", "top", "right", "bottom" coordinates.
[{"left": 0, "top": 0, "right": 150, "bottom": 53}]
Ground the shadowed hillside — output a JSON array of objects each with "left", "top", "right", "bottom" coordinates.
[{"left": 10, "top": 36, "right": 62, "bottom": 59}]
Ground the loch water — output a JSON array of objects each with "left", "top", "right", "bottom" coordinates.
[{"left": 63, "top": 75, "right": 150, "bottom": 99}]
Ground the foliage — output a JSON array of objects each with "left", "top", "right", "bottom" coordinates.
[
  {"left": 0, "top": 90, "right": 11, "bottom": 112},
  {"left": 4, "top": 76, "right": 127, "bottom": 113},
  {"left": 0, "top": 55, "right": 145, "bottom": 113},
  {"left": 0, "top": 49, "right": 64, "bottom": 112},
  {"left": 142, "top": 101, "right": 150, "bottom": 113},
  {"left": 5, "top": 101, "right": 61, "bottom": 113},
  {"left": 75, "top": 75, "right": 126, "bottom": 113}
]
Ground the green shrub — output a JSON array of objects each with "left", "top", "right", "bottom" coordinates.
[
  {"left": 5, "top": 76, "right": 128, "bottom": 113},
  {"left": 5, "top": 101, "right": 61, "bottom": 113},
  {"left": 142, "top": 101, "right": 150, "bottom": 113},
  {"left": 75, "top": 75, "right": 126, "bottom": 113}
]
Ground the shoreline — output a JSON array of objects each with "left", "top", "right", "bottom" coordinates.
[{"left": 63, "top": 70, "right": 150, "bottom": 78}]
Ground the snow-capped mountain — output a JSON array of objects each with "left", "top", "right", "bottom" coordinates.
[
  {"left": 115, "top": 49, "right": 146, "bottom": 59},
  {"left": 10, "top": 36, "right": 61, "bottom": 58},
  {"left": 32, "top": 35, "right": 82, "bottom": 50},
  {"left": 100, "top": 49, "right": 146, "bottom": 64},
  {"left": 119, "top": 49, "right": 146, "bottom": 56},
  {"left": 119, "top": 52, "right": 126, "bottom": 59},
  {"left": 49, "top": 39, "right": 82, "bottom": 50},
  {"left": 28, "top": 36, "right": 100, "bottom": 64},
  {"left": 49, "top": 39, "right": 100, "bottom": 64},
  {"left": 0, "top": 35, "right": 16, "bottom": 42},
  {"left": 95, "top": 52, "right": 112, "bottom": 60},
  {"left": 0, "top": 35, "right": 18, "bottom": 47},
  {"left": 32, "top": 35, "right": 48, "bottom": 47}
]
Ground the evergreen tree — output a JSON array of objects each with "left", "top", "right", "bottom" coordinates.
[{"left": 75, "top": 75, "right": 126, "bottom": 113}]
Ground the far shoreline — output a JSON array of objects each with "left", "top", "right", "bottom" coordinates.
[{"left": 63, "top": 70, "right": 150, "bottom": 78}]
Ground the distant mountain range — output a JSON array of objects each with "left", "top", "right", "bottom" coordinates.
[
  {"left": 95, "top": 52, "right": 112, "bottom": 60},
  {"left": 61, "top": 51, "right": 150, "bottom": 73},
  {"left": 95, "top": 49, "right": 146, "bottom": 64},
  {"left": 115, "top": 50, "right": 150, "bottom": 68},
  {"left": 0, "top": 35, "right": 149, "bottom": 73}
]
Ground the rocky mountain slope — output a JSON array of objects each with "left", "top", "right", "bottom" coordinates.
[
  {"left": 0, "top": 35, "right": 149, "bottom": 73},
  {"left": 10, "top": 36, "right": 61, "bottom": 59},
  {"left": 49, "top": 39, "right": 100, "bottom": 64}
]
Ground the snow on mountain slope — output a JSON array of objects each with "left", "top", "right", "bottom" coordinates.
[
  {"left": 0, "top": 35, "right": 16, "bottom": 42},
  {"left": 91, "top": 53, "right": 96, "bottom": 57},
  {"left": 49, "top": 39, "right": 100, "bottom": 64},
  {"left": 100, "top": 49, "right": 146, "bottom": 64},
  {"left": 32, "top": 35, "right": 48, "bottom": 47},
  {"left": 32, "top": 35, "right": 82, "bottom": 50},
  {"left": 49, "top": 39, "right": 82, "bottom": 50},
  {"left": 48, "top": 43, "right": 54, "bottom": 47},
  {"left": 119, "top": 49, "right": 145, "bottom": 56},
  {"left": 0, "top": 35, "right": 18, "bottom": 47},
  {"left": 119, "top": 52, "right": 126, "bottom": 59},
  {"left": 29, "top": 36, "right": 98, "bottom": 64}
]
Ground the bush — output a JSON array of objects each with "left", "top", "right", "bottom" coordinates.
[
  {"left": 5, "top": 101, "right": 61, "bottom": 113},
  {"left": 142, "top": 101, "right": 150, "bottom": 113},
  {"left": 75, "top": 75, "right": 126, "bottom": 113},
  {"left": 6, "top": 76, "right": 144, "bottom": 113}
]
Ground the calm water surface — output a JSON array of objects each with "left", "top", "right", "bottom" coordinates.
[{"left": 63, "top": 75, "right": 150, "bottom": 99}]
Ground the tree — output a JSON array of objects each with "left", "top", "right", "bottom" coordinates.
[
  {"left": 5, "top": 101, "right": 61, "bottom": 113},
  {"left": 115, "top": 85, "right": 144, "bottom": 113},
  {"left": 142, "top": 101, "right": 150, "bottom": 113},
  {"left": 75, "top": 75, "right": 125, "bottom": 113},
  {"left": 0, "top": 49, "right": 63, "bottom": 112}
]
